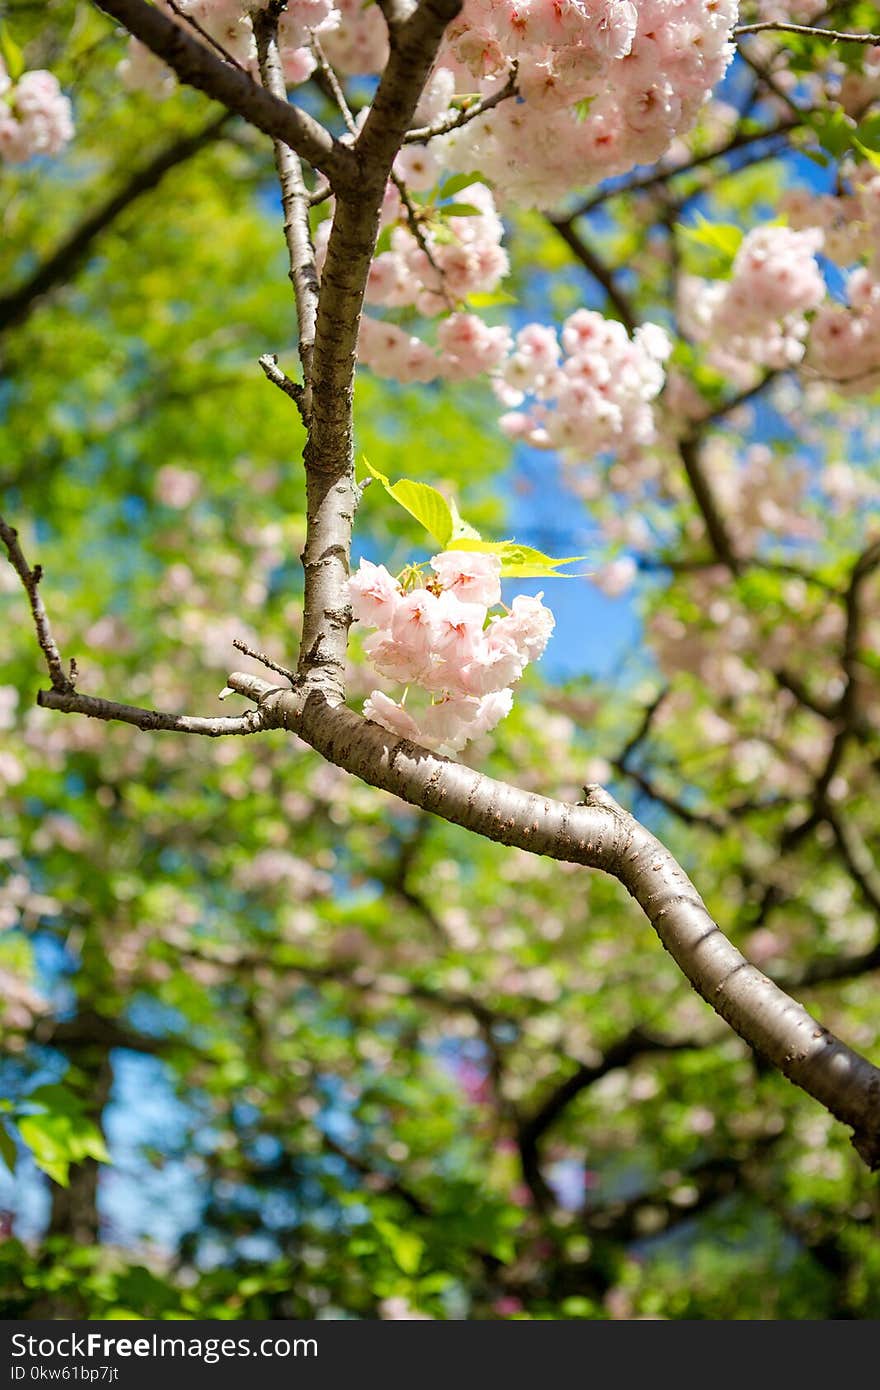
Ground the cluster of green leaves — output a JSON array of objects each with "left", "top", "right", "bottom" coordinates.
[{"left": 0, "top": 1084, "right": 109, "bottom": 1188}]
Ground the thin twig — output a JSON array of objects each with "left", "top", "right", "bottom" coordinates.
[
  {"left": 404, "top": 63, "right": 518, "bottom": 143},
  {"left": 570, "top": 120, "right": 798, "bottom": 220},
  {"left": 166, "top": 0, "right": 250, "bottom": 72},
  {"left": 232, "top": 638, "right": 296, "bottom": 683},
  {"left": 545, "top": 217, "right": 638, "bottom": 333},
  {"left": 0, "top": 513, "right": 264, "bottom": 736},
  {"left": 677, "top": 436, "right": 742, "bottom": 573},
  {"left": 254, "top": 9, "right": 320, "bottom": 418},
  {"left": 0, "top": 517, "right": 71, "bottom": 692},
  {"left": 735, "top": 21, "right": 880, "bottom": 42},
  {"left": 258, "top": 352, "right": 307, "bottom": 419},
  {"left": 310, "top": 32, "right": 358, "bottom": 136},
  {"left": 391, "top": 172, "right": 454, "bottom": 307},
  {"left": 736, "top": 42, "right": 807, "bottom": 121}
]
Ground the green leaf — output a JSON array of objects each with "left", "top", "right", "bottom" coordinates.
[
  {"left": 374, "top": 225, "right": 394, "bottom": 257},
  {"left": 853, "top": 138, "right": 880, "bottom": 171},
  {"left": 16, "top": 1116, "right": 72, "bottom": 1186},
  {"left": 856, "top": 112, "right": 880, "bottom": 152},
  {"left": 808, "top": 109, "right": 857, "bottom": 159},
  {"left": 0, "top": 1122, "right": 16, "bottom": 1176},
  {"left": 678, "top": 216, "right": 744, "bottom": 260},
  {"left": 27, "top": 1083, "right": 87, "bottom": 1116},
  {"left": 0, "top": 23, "right": 25, "bottom": 82},
  {"left": 16, "top": 1087, "right": 111, "bottom": 1188},
  {"left": 376, "top": 1220, "right": 424, "bottom": 1276},
  {"left": 448, "top": 496, "right": 481, "bottom": 543},
  {"left": 440, "top": 172, "right": 483, "bottom": 198},
  {"left": 446, "top": 538, "right": 588, "bottom": 578},
  {"left": 440, "top": 203, "right": 483, "bottom": 218},
  {"left": 361, "top": 458, "right": 454, "bottom": 548},
  {"left": 465, "top": 289, "right": 518, "bottom": 308}
]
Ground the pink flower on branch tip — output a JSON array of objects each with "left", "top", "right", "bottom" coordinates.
[
  {"left": 430, "top": 550, "right": 503, "bottom": 606},
  {"left": 348, "top": 552, "right": 554, "bottom": 757}
]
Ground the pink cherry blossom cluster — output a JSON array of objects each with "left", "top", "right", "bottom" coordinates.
[
  {"left": 117, "top": 1, "right": 738, "bottom": 212},
  {"left": 348, "top": 551, "right": 555, "bottom": 757},
  {"left": 782, "top": 168, "right": 880, "bottom": 274},
  {"left": 677, "top": 209, "right": 880, "bottom": 393},
  {"left": 496, "top": 311, "right": 671, "bottom": 461},
  {"left": 315, "top": 176, "right": 513, "bottom": 383},
  {"left": 364, "top": 180, "right": 509, "bottom": 317},
  {"left": 808, "top": 267, "right": 880, "bottom": 392},
  {"left": 679, "top": 224, "right": 827, "bottom": 373},
  {"left": 772, "top": 167, "right": 880, "bottom": 390},
  {"left": 357, "top": 310, "right": 513, "bottom": 384},
  {"left": 434, "top": 0, "right": 738, "bottom": 208},
  {"left": 0, "top": 59, "right": 74, "bottom": 164}
]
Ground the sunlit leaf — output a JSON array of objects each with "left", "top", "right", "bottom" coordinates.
[
  {"left": 361, "top": 458, "right": 454, "bottom": 548},
  {"left": 447, "top": 537, "right": 588, "bottom": 577}
]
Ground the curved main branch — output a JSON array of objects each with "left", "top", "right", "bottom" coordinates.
[
  {"left": 225, "top": 672, "right": 880, "bottom": 1169},
  {"left": 296, "top": 0, "right": 463, "bottom": 699}
]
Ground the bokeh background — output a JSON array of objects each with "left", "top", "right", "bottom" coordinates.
[{"left": 2, "top": 0, "right": 880, "bottom": 1319}]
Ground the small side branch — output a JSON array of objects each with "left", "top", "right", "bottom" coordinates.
[
  {"left": 677, "top": 435, "right": 742, "bottom": 573},
  {"left": 166, "top": 0, "right": 249, "bottom": 71},
  {"left": 1, "top": 513, "right": 265, "bottom": 738},
  {"left": 38, "top": 687, "right": 265, "bottom": 737},
  {"left": 258, "top": 352, "right": 307, "bottom": 420},
  {"left": 0, "top": 517, "right": 71, "bottom": 692},
  {"left": 735, "top": 21, "right": 880, "bottom": 42},
  {"left": 403, "top": 63, "right": 518, "bottom": 143},
  {"left": 254, "top": 9, "right": 320, "bottom": 416},
  {"left": 232, "top": 638, "right": 296, "bottom": 684},
  {"left": 545, "top": 217, "right": 638, "bottom": 334},
  {"left": 517, "top": 1026, "right": 697, "bottom": 1210}
]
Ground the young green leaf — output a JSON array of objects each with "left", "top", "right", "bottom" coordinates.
[
  {"left": 0, "top": 1122, "right": 16, "bottom": 1177},
  {"left": 678, "top": 216, "right": 744, "bottom": 259},
  {"left": 853, "top": 138, "right": 880, "bottom": 172},
  {"left": 447, "top": 538, "right": 588, "bottom": 577},
  {"left": 376, "top": 1220, "right": 424, "bottom": 1276},
  {"left": 448, "top": 496, "right": 481, "bottom": 543},
  {"left": 439, "top": 172, "right": 484, "bottom": 198},
  {"left": 362, "top": 458, "right": 454, "bottom": 548},
  {"left": 0, "top": 23, "right": 25, "bottom": 82},
  {"left": 466, "top": 289, "right": 518, "bottom": 308}
]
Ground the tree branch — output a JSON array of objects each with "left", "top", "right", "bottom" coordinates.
[
  {"left": 219, "top": 673, "right": 880, "bottom": 1171},
  {"left": 0, "top": 514, "right": 266, "bottom": 737},
  {"left": 570, "top": 119, "right": 798, "bottom": 220},
  {"left": 677, "top": 435, "right": 743, "bottom": 573},
  {"left": 0, "top": 517, "right": 71, "bottom": 692},
  {"left": 403, "top": 63, "right": 518, "bottom": 143},
  {"left": 518, "top": 1027, "right": 698, "bottom": 1210},
  {"left": 254, "top": 9, "right": 320, "bottom": 418},
  {"left": 91, "top": 0, "right": 358, "bottom": 191},
  {"left": 37, "top": 682, "right": 267, "bottom": 737},
  {"left": 545, "top": 217, "right": 638, "bottom": 333},
  {"left": 295, "top": 0, "right": 463, "bottom": 702},
  {"left": 735, "top": 21, "right": 880, "bottom": 42}
]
